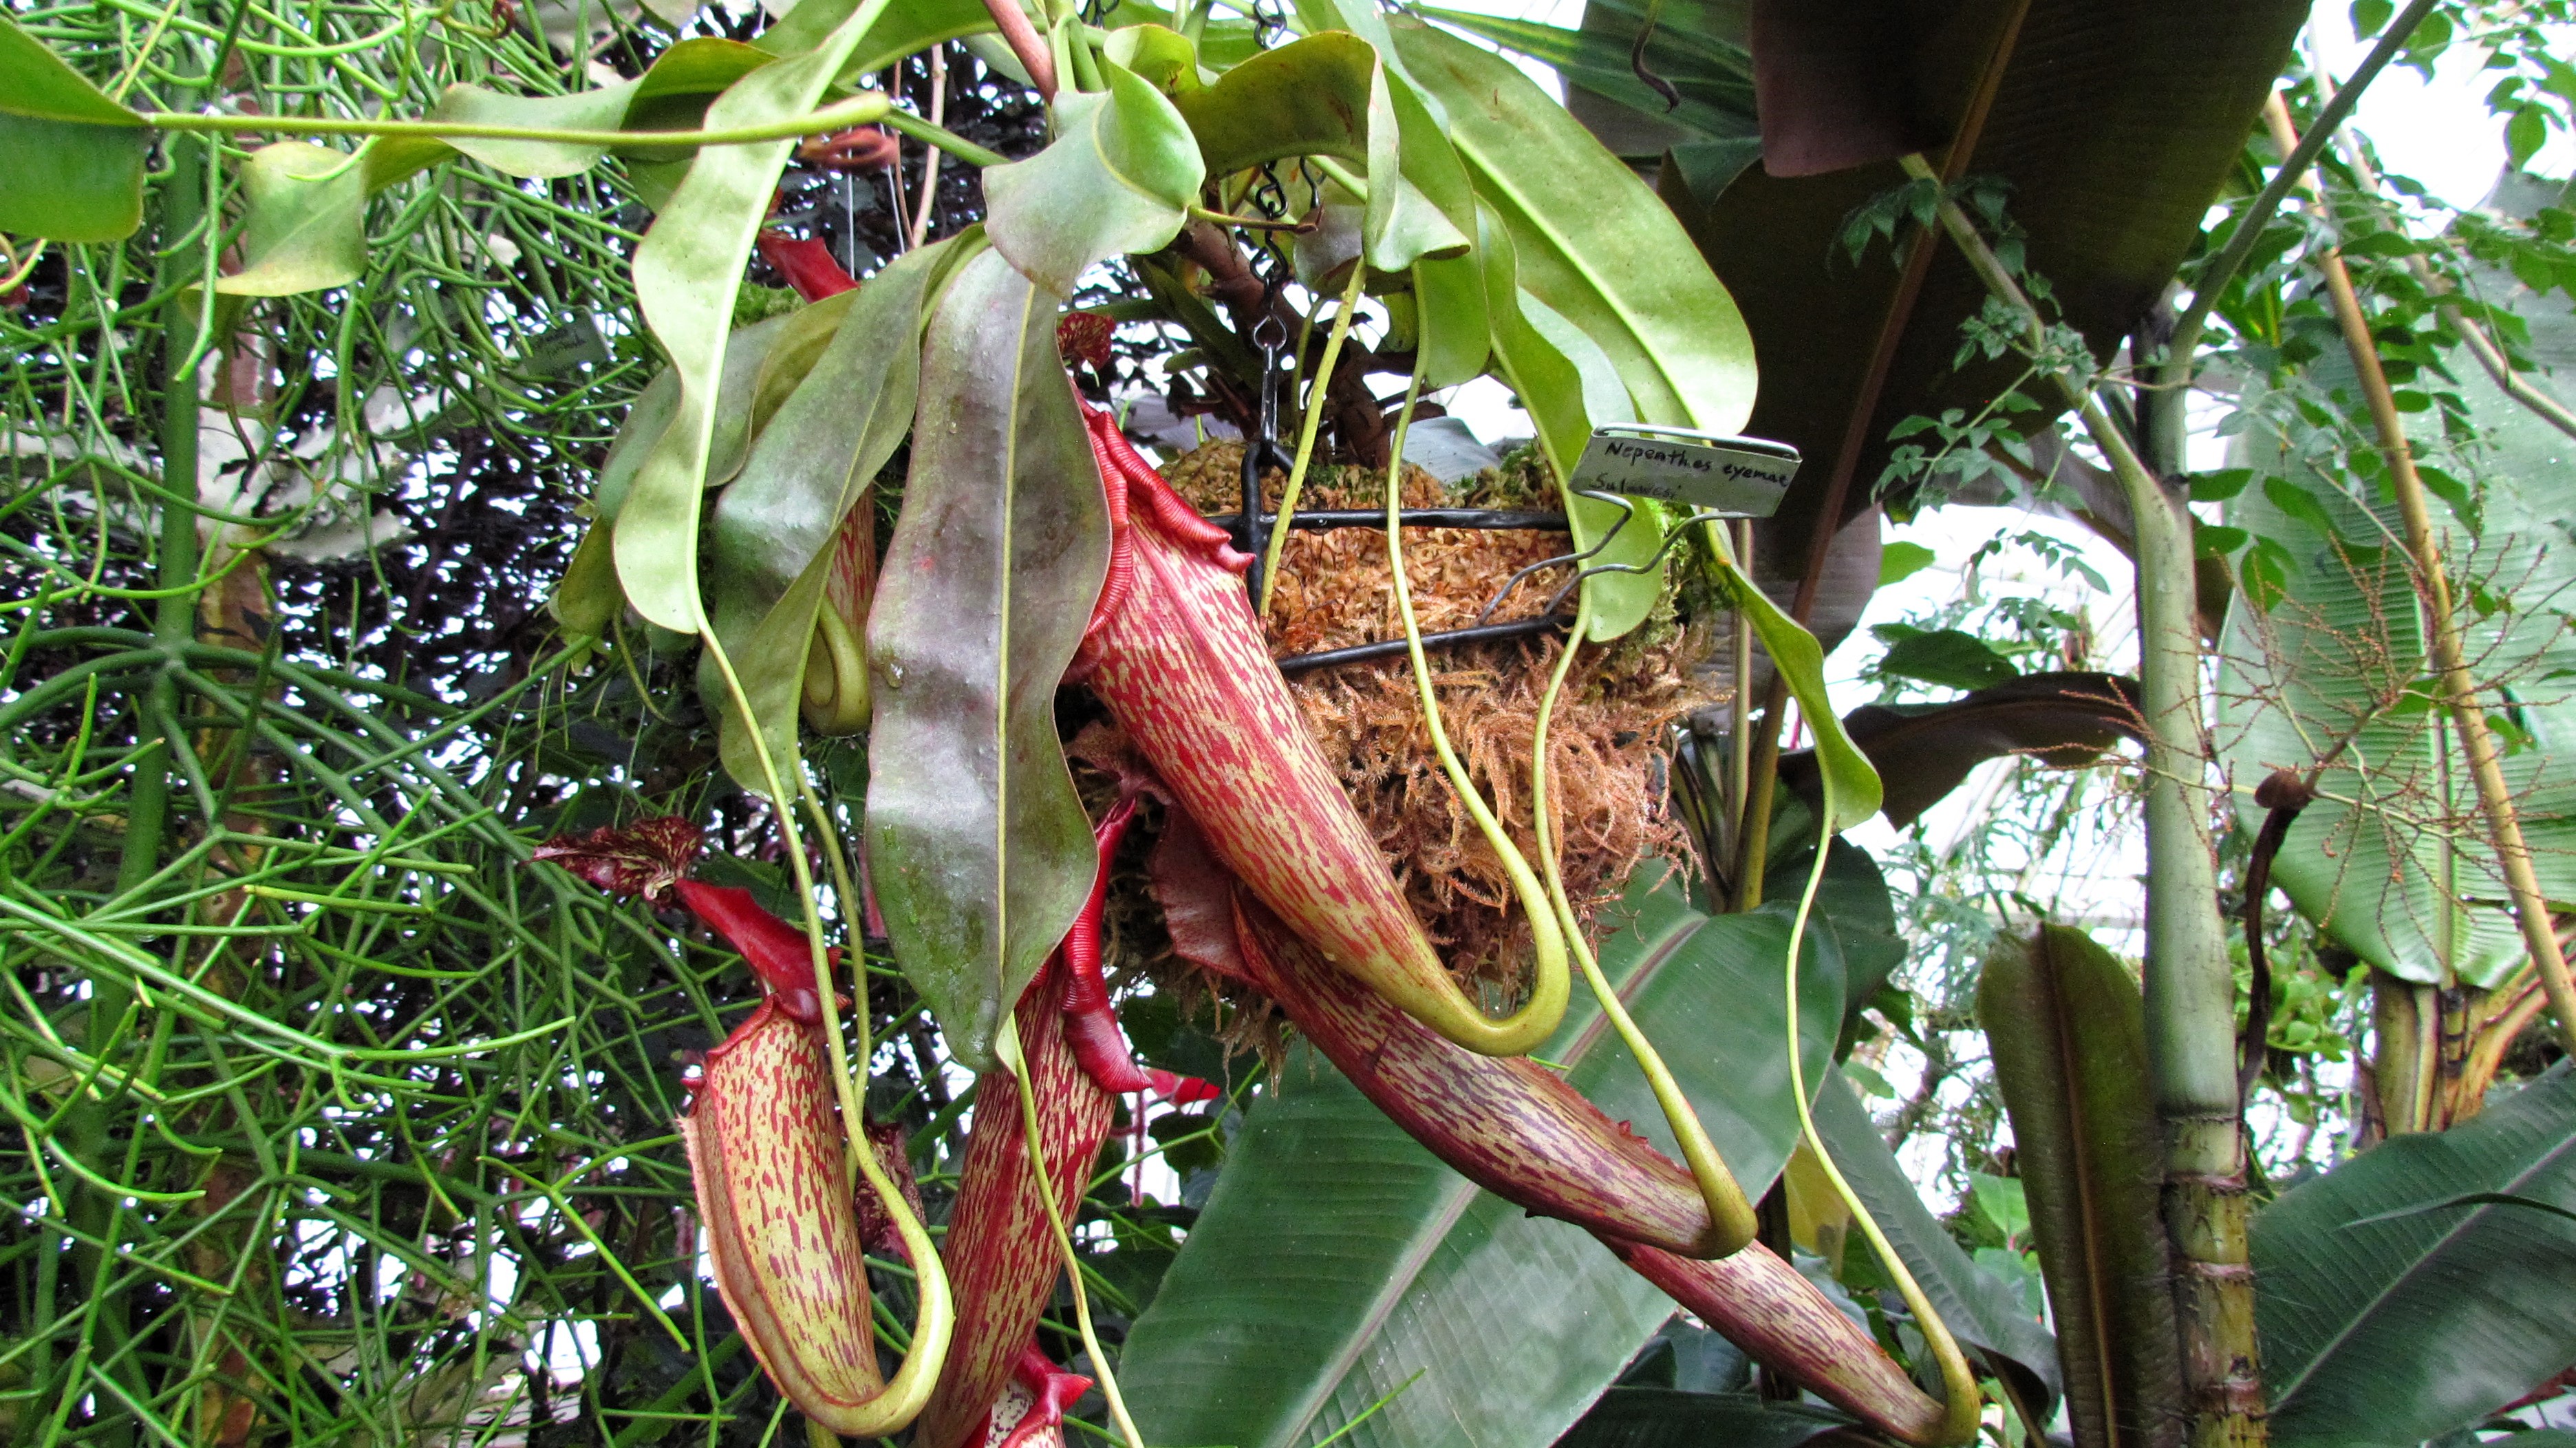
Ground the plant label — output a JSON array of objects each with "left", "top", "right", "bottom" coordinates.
[{"left": 1569, "top": 426, "right": 1799, "bottom": 515}]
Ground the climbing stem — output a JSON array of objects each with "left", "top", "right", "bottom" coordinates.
[
  {"left": 1529, "top": 601, "right": 1756, "bottom": 1253},
  {"left": 1258, "top": 261, "right": 1368, "bottom": 617},
  {"left": 1382, "top": 370, "right": 1570, "bottom": 1044},
  {"left": 1003, "top": 1016, "right": 1145, "bottom": 1448},
  {"left": 1781, "top": 844, "right": 1983, "bottom": 1445}
]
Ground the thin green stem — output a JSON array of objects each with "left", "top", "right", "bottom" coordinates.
[
  {"left": 1529, "top": 598, "right": 1757, "bottom": 1253},
  {"left": 1002, "top": 1015, "right": 1144, "bottom": 1448},
  {"left": 882, "top": 107, "right": 1005, "bottom": 169},
  {"left": 1382, "top": 369, "right": 1569, "bottom": 1049},
  {"left": 138, "top": 92, "right": 889, "bottom": 147},
  {"left": 1257, "top": 260, "right": 1366, "bottom": 618}
]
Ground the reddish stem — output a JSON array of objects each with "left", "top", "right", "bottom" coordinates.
[{"left": 980, "top": 0, "right": 1058, "bottom": 99}]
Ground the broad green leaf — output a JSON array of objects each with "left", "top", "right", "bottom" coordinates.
[
  {"left": 1121, "top": 875, "right": 1845, "bottom": 1448},
  {"left": 983, "top": 56, "right": 1203, "bottom": 295},
  {"left": 615, "top": 0, "right": 901, "bottom": 632},
  {"left": 2257, "top": 1065, "right": 2576, "bottom": 1446},
  {"left": 2215, "top": 394, "right": 2576, "bottom": 986},
  {"left": 1557, "top": 1389, "right": 1856, "bottom": 1448},
  {"left": 0, "top": 14, "right": 147, "bottom": 242},
  {"left": 1472, "top": 200, "right": 1662, "bottom": 641},
  {"left": 426, "top": 39, "right": 771, "bottom": 178},
  {"left": 862, "top": 248, "right": 1108, "bottom": 1072},
  {"left": 1808, "top": 1069, "right": 2062, "bottom": 1410},
  {"left": 707, "top": 233, "right": 976, "bottom": 790},
  {"left": 1389, "top": 19, "right": 1755, "bottom": 438},
  {"left": 1977, "top": 926, "right": 2184, "bottom": 1448},
  {"left": 1100, "top": 0, "right": 1261, "bottom": 70},
  {"left": 1876, "top": 626, "right": 2019, "bottom": 692},
  {"left": 550, "top": 522, "right": 625, "bottom": 637},
  {"left": 1101, "top": 23, "right": 1201, "bottom": 93},
  {"left": 1168, "top": 33, "right": 1463, "bottom": 275},
  {"left": 215, "top": 142, "right": 367, "bottom": 297}
]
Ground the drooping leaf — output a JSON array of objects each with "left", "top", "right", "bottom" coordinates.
[
  {"left": 427, "top": 37, "right": 774, "bottom": 179},
  {"left": 1391, "top": 18, "right": 1755, "bottom": 440},
  {"left": 983, "top": 55, "right": 1204, "bottom": 295},
  {"left": 214, "top": 142, "right": 369, "bottom": 297},
  {"left": 1169, "top": 32, "right": 1466, "bottom": 274},
  {"left": 2256, "top": 1065, "right": 2576, "bottom": 1447},
  {"left": 1778, "top": 672, "right": 2141, "bottom": 829},
  {"left": 615, "top": 0, "right": 903, "bottom": 632},
  {"left": 1807, "top": 1069, "right": 2063, "bottom": 1413},
  {"left": 1392, "top": 18, "right": 1754, "bottom": 643},
  {"left": 0, "top": 14, "right": 148, "bottom": 242},
  {"left": 706, "top": 233, "right": 975, "bottom": 789},
  {"left": 1713, "top": 546, "right": 1883, "bottom": 833},
  {"left": 753, "top": 0, "right": 994, "bottom": 75},
  {"left": 862, "top": 247, "right": 1108, "bottom": 1072},
  {"left": 1120, "top": 874, "right": 1845, "bottom": 1448},
  {"left": 1977, "top": 925, "right": 2184, "bottom": 1448}
]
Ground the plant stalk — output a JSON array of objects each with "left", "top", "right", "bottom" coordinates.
[
  {"left": 1907, "top": 154, "right": 2260, "bottom": 1447},
  {"left": 2265, "top": 95, "right": 2576, "bottom": 1058},
  {"left": 140, "top": 93, "right": 891, "bottom": 146}
]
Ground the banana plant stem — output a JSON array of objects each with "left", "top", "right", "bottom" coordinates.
[
  {"left": 1530, "top": 599, "right": 1757, "bottom": 1253},
  {"left": 138, "top": 93, "right": 889, "bottom": 147},
  {"left": 1258, "top": 262, "right": 1367, "bottom": 618},
  {"left": 2266, "top": 94, "right": 2576, "bottom": 1058},
  {"left": 1904, "top": 152, "right": 2262, "bottom": 1447},
  {"left": 1003, "top": 1017, "right": 1144, "bottom": 1448}
]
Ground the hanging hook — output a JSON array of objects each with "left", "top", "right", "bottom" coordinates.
[{"left": 1239, "top": 316, "right": 1294, "bottom": 604}]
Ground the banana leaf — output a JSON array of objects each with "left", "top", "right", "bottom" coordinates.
[
  {"left": 1119, "top": 872, "right": 1845, "bottom": 1448},
  {"left": 2256, "top": 1065, "right": 2576, "bottom": 1445}
]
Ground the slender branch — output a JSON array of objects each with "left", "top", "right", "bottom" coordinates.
[
  {"left": 138, "top": 92, "right": 888, "bottom": 147},
  {"left": 882, "top": 107, "right": 1005, "bottom": 169},
  {"left": 2337, "top": 138, "right": 2576, "bottom": 444},
  {"left": 2266, "top": 94, "right": 2576, "bottom": 1058},
  {"left": 2157, "top": 0, "right": 2440, "bottom": 401}
]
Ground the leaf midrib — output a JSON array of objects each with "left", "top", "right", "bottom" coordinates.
[{"left": 2270, "top": 1105, "right": 2576, "bottom": 1414}]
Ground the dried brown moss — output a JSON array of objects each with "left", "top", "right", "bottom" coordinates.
[{"left": 1135, "top": 442, "right": 1717, "bottom": 992}]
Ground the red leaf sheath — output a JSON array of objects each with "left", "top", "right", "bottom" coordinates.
[
  {"left": 1069, "top": 408, "right": 1527, "bottom": 1058},
  {"left": 672, "top": 879, "right": 830, "bottom": 1024},
  {"left": 755, "top": 231, "right": 860, "bottom": 301},
  {"left": 1058, "top": 798, "right": 1151, "bottom": 1094},
  {"left": 912, "top": 965, "right": 1118, "bottom": 1448},
  {"left": 680, "top": 1001, "right": 890, "bottom": 1431}
]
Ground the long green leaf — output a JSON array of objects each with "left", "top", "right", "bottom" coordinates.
[
  {"left": 1388, "top": 18, "right": 1754, "bottom": 439},
  {"left": 1977, "top": 925, "right": 2183, "bottom": 1448},
  {"left": 614, "top": 0, "right": 901, "bottom": 632},
  {"left": 706, "top": 233, "right": 977, "bottom": 789},
  {"left": 0, "top": 14, "right": 148, "bottom": 242},
  {"left": 984, "top": 56, "right": 1204, "bottom": 295},
  {"left": 1807, "top": 1069, "right": 2063, "bottom": 1411},
  {"left": 862, "top": 247, "right": 1107, "bottom": 1073},
  {"left": 1410, "top": 1, "right": 1756, "bottom": 153},
  {"left": 1120, "top": 875, "right": 1844, "bottom": 1448},
  {"left": 2256, "top": 1065, "right": 2576, "bottom": 1446}
]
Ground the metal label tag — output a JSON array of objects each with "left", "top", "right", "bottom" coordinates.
[{"left": 1569, "top": 426, "right": 1799, "bottom": 516}]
